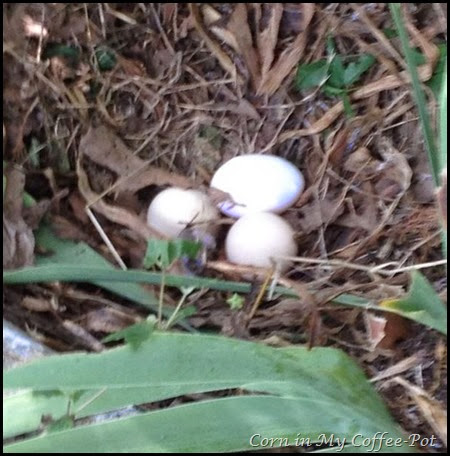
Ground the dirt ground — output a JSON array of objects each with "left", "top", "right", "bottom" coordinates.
[{"left": 3, "top": 3, "right": 447, "bottom": 452}]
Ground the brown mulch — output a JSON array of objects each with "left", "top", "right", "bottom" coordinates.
[{"left": 3, "top": 3, "right": 447, "bottom": 452}]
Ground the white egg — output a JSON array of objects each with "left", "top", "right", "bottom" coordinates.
[
  {"left": 147, "top": 187, "right": 218, "bottom": 238},
  {"left": 210, "top": 154, "right": 304, "bottom": 218},
  {"left": 225, "top": 212, "right": 297, "bottom": 272}
]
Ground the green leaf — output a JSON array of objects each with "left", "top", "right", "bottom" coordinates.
[
  {"left": 95, "top": 47, "right": 117, "bottom": 72},
  {"left": 198, "top": 125, "right": 223, "bottom": 149},
  {"left": 34, "top": 225, "right": 159, "bottom": 310},
  {"left": 390, "top": 3, "right": 440, "bottom": 186},
  {"left": 341, "top": 92, "right": 355, "bottom": 118},
  {"left": 3, "top": 396, "right": 415, "bottom": 453},
  {"left": 380, "top": 271, "right": 447, "bottom": 335},
  {"left": 43, "top": 44, "right": 80, "bottom": 65},
  {"left": 227, "top": 293, "right": 245, "bottom": 310},
  {"left": 439, "top": 58, "right": 447, "bottom": 171},
  {"left": 428, "top": 44, "right": 448, "bottom": 99},
  {"left": 409, "top": 48, "right": 427, "bottom": 66},
  {"left": 382, "top": 27, "right": 398, "bottom": 39},
  {"left": 28, "top": 137, "right": 45, "bottom": 169},
  {"left": 328, "top": 54, "right": 346, "bottom": 89},
  {"left": 144, "top": 239, "right": 202, "bottom": 269},
  {"left": 343, "top": 54, "right": 376, "bottom": 86},
  {"left": 295, "top": 60, "right": 329, "bottom": 90},
  {"left": 3, "top": 390, "right": 69, "bottom": 439},
  {"left": 322, "top": 85, "right": 346, "bottom": 96},
  {"left": 46, "top": 415, "right": 75, "bottom": 433},
  {"left": 102, "top": 318, "right": 156, "bottom": 349},
  {"left": 438, "top": 60, "right": 447, "bottom": 258},
  {"left": 3, "top": 333, "right": 414, "bottom": 452}
]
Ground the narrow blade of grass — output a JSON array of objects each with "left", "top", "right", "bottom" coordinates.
[{"left": 389, "top": 3, "right": 441, "bottom": 184}]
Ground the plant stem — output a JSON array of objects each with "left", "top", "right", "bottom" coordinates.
[
  {"left": 164, "top": 288, "right": 192, "bottom": 329},
  {"left": 157, "top": 269, "right": 166, "bottom": 328}
]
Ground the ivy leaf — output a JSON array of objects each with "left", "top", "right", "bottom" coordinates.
[
  {"left": 343, "top": 54, "right": 376, "bottom": 86},
  {"left": 322, "top": 85, "right": 346, "bottom": 96},
  {"left": 328, "top": 54, "right": 347, "bottom": 89},
  {"left": 295, "top": 60, "right": 329, "bottom": 90},
  {"left": 95, "top": 47, "right": 117, "bottom": 72}
]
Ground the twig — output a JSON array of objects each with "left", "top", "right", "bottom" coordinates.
[
  {"left": 85, "top": 207, "right": 127, "bottom": 270},
  {"left": 277, "top": 255, "right": 447, "bottom": 276}
]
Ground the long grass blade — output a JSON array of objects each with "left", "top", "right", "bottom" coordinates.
[{"left": 389, "top": 3, "right": 441, "bottom": 184}]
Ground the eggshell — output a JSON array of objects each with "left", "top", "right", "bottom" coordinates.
[
  {"left": 147, "top": 187, "right": 218, "bottom": 238},
  {"left": 225, "top": 212, "right": 297, "bottom": 272},
  {"left": 210, "top": 154, "right": 304, "bottom": 218}
]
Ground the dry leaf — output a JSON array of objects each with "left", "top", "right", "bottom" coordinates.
[
  {"left": 76, "top": 157, "right": 163, "bottom": 241},
  {"left": 370, "top": 355, "right": 422, "bottom": 383},
  {"left": 249, "top": 298, "right": 311, "bottom": 330},
  {"left": 297, "top": 193, "right": 345, "bottom": 233},
  {"left": 338, "top": 185, "right": 379, "bottom": 233},
  {"left": 62, "top": 320, "right": 104, "bottom": 352},
  {"left": 189, "top": 4, "right": 241, "bottom": 83},
  {"left": 21, "top": 296, "right": 56, "bottom": 312},
  {"left": 84, "top": 308, "right": 140, "bottom": 333},
  {"left": 50, "top": 215, "right": 92, "bottom": 243},
  {"left": 436, "top": 169, "right": 447, "bottom": 229},
  {"left": 374, "top": 138, "right": 412, "bottom": 199},
  {"left": 226, "top": 4, "right": 260, "bottom": 89},
  {"left": 394, "top": 377, "right": 447, "bottom": 445},
  {"left": 257, "top": 4, "right": 315, "bottom": 95},
  {"left": 343, "top": 146, "right": 380, "bottom": 175},
  {"left": 79, "top": 125, "right": 193, "bottom": 195},
  {"left": 365, "top": 312, "right": 409, "bottom": 351},
  {"left": 256, "top": 3, "right": 283, "bottom": 80},
  {"left": 3, "top": 166, "right": 35, "bottom": 269}
]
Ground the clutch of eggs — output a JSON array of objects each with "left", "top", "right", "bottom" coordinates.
[{"left": 146, "top": 154, "right": 303, "bottom": 273}]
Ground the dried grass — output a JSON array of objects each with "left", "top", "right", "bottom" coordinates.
[{"left": 3, "top": 3, "right": 447, "bottom": 451}]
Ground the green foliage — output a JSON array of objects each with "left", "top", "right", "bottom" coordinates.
[
  {"left": 227, "top": 293, "right": 245, "bottom": 310},
  {"left": 427, "top": 44, "right": 447, "bottom": 98},
  {"left": 440, "top": 61, "right": 447, "bottom": 167},
  {"left": 94, "top": 47, "right": 117, "bottom": 71},
  {"left": 389, "top": 3, "right": 440, "bottom": 185},
  {"left": 295, "top": 60, "right": 330, "bottom": 90},
  {"left": 198, "top": 125, "right": 223, "bottom": 149},
  {"left": 45, "top": 415, "right": 75, "bottom": 433},
  {"left": 43, "top": 44, "right": 80, "bottom": 65},
  {"left": 4, "top": 333, "right": 414, "bottom": 453},
  {"left": 27, "top": 138, "right": 45, "bottom": 169},
  {"left": 4, "top": 225, "right": 446, "bottom": 336},
  {"left": 380, "top": 271, "right": 447, "bottom": 335},
  {"left": 35, "top": 225, "right": 159, "bottom": 308},
  {"left": 296, "top": 37, "right": 375, "bottom": 117},
  {"left": 390, "top": 3, "right": 447, "bottom": 261},
  {"left": 102, "top": 317, "right": 157, "bottom": 349},
  {"left": 5, "top": 254, "right": 446, "bottom": 334},
  {"left": 439, "top": 60, "right": 447, "bottom": 258},
  {"left": 144, "top": 239, "right": 202, "bottom": 270}
]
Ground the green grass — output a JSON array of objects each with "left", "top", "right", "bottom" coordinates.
[
  {"left": 389, "top": 3, "right": 442, "bottom": 185},
  {"left": 389, "top": 3, "right": 447, "bottom": 260}
]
